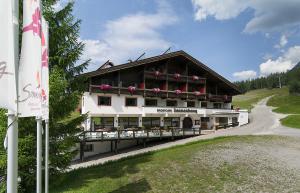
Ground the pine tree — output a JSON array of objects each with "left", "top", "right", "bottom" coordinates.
[{"left": 0, "top": 1, "right": 89, "bottom": 192}]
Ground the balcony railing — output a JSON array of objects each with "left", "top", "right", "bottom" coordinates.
[
  {"left": 89, "top": 85, "right": 231, "bottom": 102},
  {"left": 144, "top": 71, "right": 206, "bottom": 84},
  {"left": 207, "top": 94, "right": 232, "bottom": 102}
]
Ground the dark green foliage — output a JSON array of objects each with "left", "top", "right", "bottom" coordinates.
[
  {"left": 234, "top": 73, "right": 288, "bottom": 93},
  {"left": 287, "top": 62, "right": 300, "bottom": 94},
  {"left": 0, "top": 0, "right": 89, "bottom": 192}
]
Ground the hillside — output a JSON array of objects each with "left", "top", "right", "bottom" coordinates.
[
  {"left": 233, "top": 87, "right": 300, "bottom": 128},
  {"left": 232, "top": 87, "right": 285, "bottom": 110}
]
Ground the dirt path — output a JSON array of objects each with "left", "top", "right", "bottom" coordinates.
[
  {"left": 216, "top": 96, "right": 300, "bottom": 137},
  {"left": 70, "top": 97, "right": 300, "bottom": 170}
]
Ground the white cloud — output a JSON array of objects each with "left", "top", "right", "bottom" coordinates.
[
  {"left": 191, "top": 0, "right": 300, "bottom": 33},
  {"left": 274, "top": 35, "right": 288, "bottom": 49},
  {"left": 259, "top": 46, "right": 300, "bottom": 76},
  {"left": 81, "top": 1, "right": 178, "bottom": 69},
  {"left": 52, "top": 0, "right": 71, "bottom": 12},
  {"left": 233, "top": 70, "right": 257, "bottom": 80}
]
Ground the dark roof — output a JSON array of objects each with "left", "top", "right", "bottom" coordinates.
[{"left": 82, "top": 50, "right": 241, "bottom": 94}]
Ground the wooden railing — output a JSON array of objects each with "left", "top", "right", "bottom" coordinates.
[
  {"left": 78, "top": 127, "right": 201, "bottom": 142},
  {"left": 144, "top": 71, "right": 206, "bottom": 84}
]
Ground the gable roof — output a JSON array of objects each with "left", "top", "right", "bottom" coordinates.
[{"left": 82, "top": 50, "right": 241, "bottom": 94}]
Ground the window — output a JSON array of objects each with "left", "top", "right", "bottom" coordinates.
[
  {"left": 201, "top": 102, "right": 207, "bottom": 108},
  {"left": 232, "top": 117, "right": 238, "bottom": 123},
  {"left": 187, "top": 101, "right": 195, "bottom": 107},
  {"left": 142, "top": 117, "right": 160, "bottom": 129},
  {"left": 125, "top": 97, "right": 137, "bottom": 106},
  {"left": 83, "top": 144, "right": 93, "bottom": 152},
  {"left": 145, "top": 99, "right": 157, "bottom": 106},
  {"left": 164, "top": 117, "right": 180, "bottom": 127},
  {"left": 118, "top": 117, "right": 139, "bottom": 129},
  {"left": 98, "top": 96, "right": 111, "bottom": 106},
  {"left": 93, "top": 117, "right": 114, "bottom": 130},
  {"left": 201, "top": 117, "right": 210, "bottom": 122},
  {"left": 213, "top": 103, "right": 222, "bottom": 109},
  {"left": 166, "top": 100, "right": 177, "bottom": 107}
]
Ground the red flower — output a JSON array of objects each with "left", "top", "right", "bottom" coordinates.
[
  {"left": 175, "top": 89, "right": 182, "bottom": 95},
  {"left": 99, "top": 84, "right": 111, "bottom": 90},
  {"left": 128, "top": 86, "right": 136, "bottom": 94}
]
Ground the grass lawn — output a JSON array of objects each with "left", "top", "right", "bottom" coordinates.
[
  {"left": 233, "top": 87, "right": 300, "bottom": 128},
  {"left": 232, "top": 87, "right": 284, "bottom": 110},
  {"left": 267, "top": 89, "right": 300, "bottom": 114},
  {"left": 280, "top": 115, "right": 300, "bottom": 129},
  {"left": 50, "top": 135, "right": 300, "bottom": 193}
]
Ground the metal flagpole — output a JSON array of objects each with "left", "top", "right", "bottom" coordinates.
[
  {"left": 7, "top": 0, "right": 19, "bottom": 192},
  {"left": 36, "top": 117, "right": 42, "bottom": 193},
  {"left": 45, "top": 119, "right": 49, "bottom": 193},
  {"left": 7, "top": 111, "right": 18, "bottom": 193}
]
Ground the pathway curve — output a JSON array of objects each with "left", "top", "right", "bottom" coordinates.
[{"left": 70, "top": 97, "right": 300, "bottom": 170}]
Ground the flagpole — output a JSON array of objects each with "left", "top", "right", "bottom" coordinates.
[
  {"left": 36, "top": 116, "right": 42, "bottom": 193},
  {"left": 45, "top": 119, "right": 49, "bottom": 193},
  {"left": 7, "top": 0, "right": 19, "bottom": 192},
  {"left": 7, "top": 111, "right": 18, "bottom": 193}
]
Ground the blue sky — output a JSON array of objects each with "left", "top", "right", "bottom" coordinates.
[{"left": 55, "top": 0, "right": 300, "bottom": 81}]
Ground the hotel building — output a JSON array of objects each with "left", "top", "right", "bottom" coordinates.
[{"left": 77, "top": 51, "right": 248, "bottom": 158}]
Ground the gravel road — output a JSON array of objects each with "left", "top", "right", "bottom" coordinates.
[{"left": 70, "top": 97, "right": 300, "bottom": 170}]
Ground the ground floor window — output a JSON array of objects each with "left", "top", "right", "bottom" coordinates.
[
  {"left": 232, "top": 117, "right": 238, "bottom": 123},
  {"left": 93, "top": 117, "right": 114, "bottom": 130},
  {"left": 164, "top": 117, "right": 180, "bottom": 127},
  {"left": 217, "top": 117, "right": 228, "bottom": 125},
  {"left": 83, "top": 144, "right": 94, "bottom": 152},
  {"left": 142, "top": 117, "right": 160, "bottom": 129},
  {"left": 118, "top": 117, "right": 139, "bottom": 129},
  {"left": 201, "top": 117, "right": 210, "bottom": 122}
]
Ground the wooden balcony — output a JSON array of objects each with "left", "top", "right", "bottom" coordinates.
[
  {"left": 207, "top": 94, "right": 232, "bottom": 102},
  {"left": 144, "top": 71, "right": 206, "bottom": 84},
  {"left": 89, "top": 85, "right": 207, "bottom": 100}
]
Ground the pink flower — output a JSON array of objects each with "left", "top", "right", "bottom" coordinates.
[
  {"left": 99, "top": 84, "right": 111, "bottom": 90},
  {"left": 174, "top": 73, "right": 181, "bottom": 80},
  {"left": 128, "top": 86, "right": 136, "bottom": 94},
  {"left": 175, "top": 89, "right": 182, "bottom": 95},
  {"left": 154, "top": 71, "right": 160, "bottom": 77},
  {"left": 192, "top": 75, "right": 199, "bottom": 81},
  {"left": 194, "top": 91, "right": 201, "bottom": 96},
  {"left": 152, "top": 88, "right": 161, "bottom": 93}
]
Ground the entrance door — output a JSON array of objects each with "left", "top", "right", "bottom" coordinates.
[{"left": 183, "top": 117, "right": 193, "bottom": 128}]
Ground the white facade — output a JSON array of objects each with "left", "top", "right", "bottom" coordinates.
[{"left": 81, "top": 92, "right": 245, "bottom": 130}]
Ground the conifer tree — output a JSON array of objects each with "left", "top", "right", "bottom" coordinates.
[{"left": 0, "top": 0, "right": 89, "bottom": 192}]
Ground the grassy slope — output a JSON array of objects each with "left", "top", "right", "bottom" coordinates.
[
  {"left": 233, "top": 87, "right": 300, "bottom": 128},
  {"left": 50, "top": 136, "right": 300, "bottom": 193},
  {"left": 267, "top": 88, "right": 300, "bottom": 128},
  {"left": 232, "top": 88, "right": 284, "bottom": 110}
]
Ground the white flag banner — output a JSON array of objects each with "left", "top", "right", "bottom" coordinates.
[
  {"left": 0, "top": 0, "right": 18, "bottom": 112},
  {"left": 41, "top": 17, "right": 49, "bottom": 120},
  {"left": 18, "top": 0, "right": 42, "bottom": 117}
]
